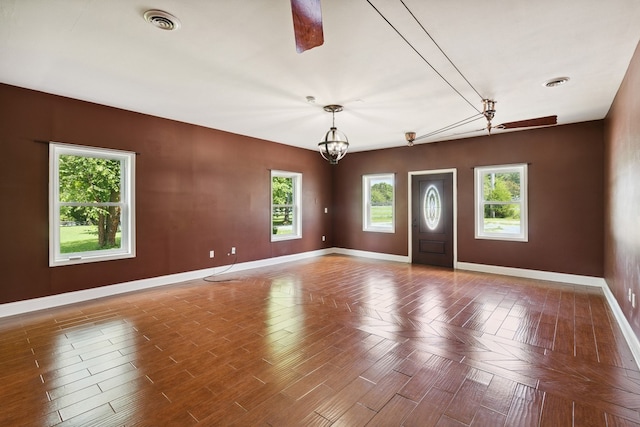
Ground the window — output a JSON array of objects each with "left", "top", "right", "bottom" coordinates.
[
  {"left": 49, "top": 143, "right": 136, "bottom": 266},
  {"left": 475, "top": 164, "right": 527, "bottom": 241},
  {"left": 363, "top": 173, "right": 395, "bottom": 233},
  {"left": 271, "top": 170, "right": 301, "bottom": 241}
]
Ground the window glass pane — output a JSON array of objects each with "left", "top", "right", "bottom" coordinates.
[
  {"left": 369, "top": 179, "right": 393, "bottom": 226},
  {"left": 59, "top": 206, "right": 122, "bottom": 253},
  {"left": 482, "top": 203, "right": 521, "bottom": 234},
  {"left": 270, "top": 171, "right": 301, "bottom": 241},
  {"left": 59, "top": 155, "right": 121, "bottom": 203},
  {"left": 272, "top": 177, "right": 293, "bottom": 205},
  {"left": 482, "top": 171, "right": 520, "bottom": 202},
  {"left": 371, "top": 205, "right": 393, "bottom": 226},
  {"left": 272, "top": 206, "right": 295, "bottom": 236},
  {"left": 363, "top": 174, "right": 394, "bottom": 232},
  {"left": 272, "top": 176, "right": 294, "bottom": 236}
]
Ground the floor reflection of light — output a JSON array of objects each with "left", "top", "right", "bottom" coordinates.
[
  {"left": 500, "top": 316, "right": 521, "bottom": 331},
  {"left": 352, "top": 274, "right": 401, "bottom": 347},
  {"left": 264, "top": 277, "right": 306, "bottom": 369},
  {"left": 418, "top": 285, "right": 446, "bottom": 321},
  {"left": 43, "top": 318, "right": 139, "bottom": 423},
  {"left": 362, "top": 275, "right": 398, "bottom": 310}
]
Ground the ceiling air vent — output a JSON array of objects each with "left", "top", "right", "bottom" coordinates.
[
  {"left": 544, "top": 77, "right": 570, "bottom": 88},
  {"left": 143, "top": 10, "right": 181, "bottom": 31}
]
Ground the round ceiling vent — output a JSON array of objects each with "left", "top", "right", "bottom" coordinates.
[{"left": 143, "top": 10, "right": 181, "bottom": 31}]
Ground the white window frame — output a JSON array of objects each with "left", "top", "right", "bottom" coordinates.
[
  {"left": 271, "top": 170, "right": 302, "bottom": 242},
  {"left": 474, "top": 163, "right": 528, "bottom": 242},
  {"left": 363, "top": 173, "right": 395, "bottom": 233},
  {"left": 49, "top": 143, "right": 136, "bottom": 266}
]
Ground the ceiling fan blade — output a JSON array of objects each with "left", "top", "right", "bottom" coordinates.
[
  {"left": 291, "top": 0, "right": 324, "bottom": 53},
  {"left": 497, "top": 115, "right": 557, "bottom": 129}
]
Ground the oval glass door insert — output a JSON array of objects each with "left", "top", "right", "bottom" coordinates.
[{"left": 424, "top": 184, "right": 441, "bottom": 230}]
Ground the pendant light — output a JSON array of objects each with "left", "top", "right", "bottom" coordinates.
[{"left": 318, "top": 105, "right": 349, "bottom": 165}]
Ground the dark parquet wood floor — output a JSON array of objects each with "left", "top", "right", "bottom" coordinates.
[{"left": 1, "top": 255, "right": 640, "bottom": 426}]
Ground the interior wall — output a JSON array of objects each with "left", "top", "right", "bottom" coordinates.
[
  {"left": 333, "top": 121, "right": 604, "bottom": 277},
  {"left": 0, "top": 81, "right": 613, "bottom": 307},
  {"left": 0, "top": 84, "right": 333, "bottom": 304},
  {"left": 604, "top": 40, "right": 640, "bottom": 338}
]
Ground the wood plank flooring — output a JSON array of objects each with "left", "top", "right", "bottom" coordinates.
[{"left": 1, "top": 255, "right": 639, "bottom": 426}]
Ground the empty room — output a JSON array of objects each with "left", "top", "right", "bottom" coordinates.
[{"left": 1, "top": 1, "right": 640, "bottom": 426}]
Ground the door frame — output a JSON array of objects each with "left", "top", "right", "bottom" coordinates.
[{"left": 408, "top": 168, "right": 458, "bottom": 268}]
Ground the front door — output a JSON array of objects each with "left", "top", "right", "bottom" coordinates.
[{"left": 411, "top": 173, "right": 454, "bottom": 267}]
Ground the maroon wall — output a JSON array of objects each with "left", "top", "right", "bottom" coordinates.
[
  {"left": 333, "top": 121, "right": 604, "bottom": 277},
  {"left": 0, "top": 81, "right": 611, "bottom": 307},
  {"left": 604, "top": 41, "right": 640, "bottom": 338},
  {"left": 0, "top": 84, "right": 333, "bottom": 304}
]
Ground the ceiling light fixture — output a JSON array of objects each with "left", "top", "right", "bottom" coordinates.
[
  {"left": 482, "top": 99, "right": 496, "bottom": 121},
  {"left": 318, "top": 105, "right": 349, "bottom": 165},
  {"left": 544, "top": 77, "right": 570, "bottom": 88},
  {"left": 405, "top": 132, "right": 416, "bottom": 146},
  {"left": 482, "top": 99, "right": 497, "bottom": 133},
  {"left": 143, "top": 10, "right": 181, "bottom": 31}
]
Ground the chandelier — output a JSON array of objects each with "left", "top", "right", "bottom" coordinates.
[{"left": 318, "top": 105, "right": 349, "bottom": 165}]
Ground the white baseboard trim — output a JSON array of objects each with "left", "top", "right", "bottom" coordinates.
[
  {"left": 332, "top": 247, "right": 410, "bottom": 263},
  {"left": 457, "top": 262, "right": 606, "bottom": 287},
  {"left": 600, "top": 283, "right": 640, "bottom": 369},
  {"left": 0, "top": 248, "right": 333, "bottom": 319}
]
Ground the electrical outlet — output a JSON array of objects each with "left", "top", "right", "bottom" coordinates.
[
  {"left": 322, "top": 235, "right": 326, "bottom": 242},
  {"left": 209, "top": 250, "right": 214, "bottom": 258},
  {"left": 231, "top": 247, "right": 236, "bottom": 255}
]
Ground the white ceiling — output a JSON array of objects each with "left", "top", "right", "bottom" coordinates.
[{"left": 1, "top": 0, "right": 639, "bottom": 152}]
